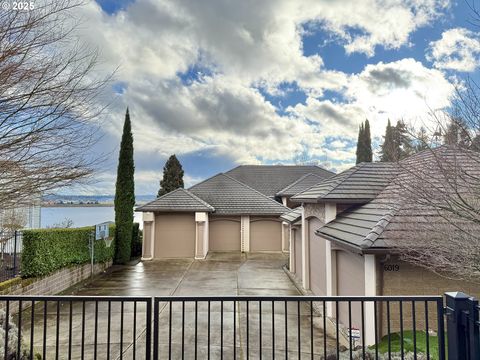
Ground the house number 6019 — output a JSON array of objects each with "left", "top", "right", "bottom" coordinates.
[{"left": 384, "top": 264, "right": 400, "bottom": 271}]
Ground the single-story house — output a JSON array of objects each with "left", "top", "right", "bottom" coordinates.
[
  {"left": 283, "top": 146, "right": 480, "bottom": 345},
  {"left": 137, "top": 165, "right": 334, "bottom": 259}
]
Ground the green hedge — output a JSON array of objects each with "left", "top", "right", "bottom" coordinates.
[
  {"left": 131, "top": 223, "right": 143, "bottom": 258},
  {"left": 21, "top": 226, "right": 115, "bottom": 278}
]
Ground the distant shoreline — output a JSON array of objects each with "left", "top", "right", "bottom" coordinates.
[{"left": 42, "top": 203, "right": 114, "bottom": 208}]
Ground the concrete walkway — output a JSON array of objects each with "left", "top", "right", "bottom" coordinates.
[{"left": 20, "top": 253, "right": 335, "bottom": 359}]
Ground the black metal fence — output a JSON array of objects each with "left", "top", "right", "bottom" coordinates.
[
  {"left": 0, "top": 230, "right": 22, "bottom": 282},
  {"left": 0, "top": 295, "right": 152, "bottom": 360},
  {"left": 445, "top": 292, "right": 480, "bottom": 360},
  {"left": 3, "top": 293, "right": 480, "bottom": 359},
  {"left": 153, "top": 295, "right": 445, "bottom": 360}
]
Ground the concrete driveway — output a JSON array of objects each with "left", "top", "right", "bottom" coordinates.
[
  {"left": 22, "top": 253, "right": 335, "bottom": 359},
  {"left": 78, "top": 252, "right": 299, "bottom": 297}
]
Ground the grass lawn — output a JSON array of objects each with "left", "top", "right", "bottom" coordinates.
[{"left": 371, "top": 330, "right": 446, "bottom": 359}]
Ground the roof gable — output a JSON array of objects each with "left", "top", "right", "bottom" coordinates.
[
  {"left": 225, "top": 165, "right": 334, "bottom": 197},
  {"left": 136, "top": 188, "right": 214, "bottom": 212},
  {"left": 189, "top": 173, "right": 289, "bottom": 215},
  {"left": 292, "top": 162, "right": 397, "bottom": 203}
]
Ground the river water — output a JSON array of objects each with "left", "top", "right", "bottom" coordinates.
[{"left": 40, "top": 207, "right": 143, "bottom": 229}]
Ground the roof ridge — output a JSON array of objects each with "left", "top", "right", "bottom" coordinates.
[
  {"left": 181, "top": 188, "right": 215, "bottom": 211},
  {"left": 188, "top": 172, "right": 224, "bottom": 190},
  {"left": 222, "top": 173, "right": 290, "bottom": 211},
  {"left": 360, "top": 204, "right": 400, "bottom": 248},
  {"left": 293, "top": 164, "right": 359, "bottom": 199},
  {"left": 136, "top": 187, "right": 214, "bottom": 212},
  {"left": 324, "top": 163, "right": 369, "bottom": 197},
  {"left": 138, "top": 187, "right": 182, "bottom": 207},
  {"left": 277, "top": 173, "right": 323, "bottom": 195}
]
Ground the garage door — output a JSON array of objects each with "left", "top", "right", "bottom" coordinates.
[
  {"left": 250, "top": 218, "right": 282, "bottom": 251},
  {"left": 154, "top": 213, "right": 195, "bottom": 258},
  {"left": 294, "top": 227, "right": 302, "bottom": 280},
  {"left": 209, "top": 217, "right": 241, "bottom": 251},
  {"left": 309, "top": 217, "right": 326, "bottom": 295},
  {"left": 336, "top": 250, "right": 365, "bottom": 329}
]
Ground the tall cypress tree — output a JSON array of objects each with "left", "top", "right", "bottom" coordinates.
[
  {"left": 380, "top": 119, "right": 397, "bottom": 161},
  {"left": 114, "top": 108, "right": 135, "bottom": 264},
  {"left": 158, "top": 154, "right": 184, "bottom": 197},
  {"left": 355, "top": 120, "right": 373, "bottom": 164},
  {"left": 364, "top": 119, "right": 373, "bottom": 162},
  {"left": 355, "top": 123, "right": 365, "bottom": 164}
]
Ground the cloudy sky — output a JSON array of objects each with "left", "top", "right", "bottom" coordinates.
[{"left": 75, "top": 0, "right": 479, "bottom": 195}]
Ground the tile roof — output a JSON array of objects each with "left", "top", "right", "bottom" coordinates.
[
  {"left": 189, "top": 173, "right": 290, "bottom": 215},
  {"left": 225, "top": 165, "right": 334, "bottom": 197},
  {"left": 316, "top": 198, "right": 396, "bottom": 250},
  {"left": 276, "top": 173, "right": 325, "bottom": 196},
  {"left": 291, "top": 162, "right": 397, "bottom": 203},
  {"left": 316, "top": 146, "right": 480, "bottom": 251},
  {"left": 280, "top": 207, "right": 303, "bottom": 223},
  {"left": 136, "top": 188, "right": 214, "bottom": 212}
]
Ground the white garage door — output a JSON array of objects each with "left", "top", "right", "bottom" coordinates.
[
  {"left": 209, "top": 217, "right": 241, "bottom": 251},
  {"left": 250, "top": 218, "right": 282, "bottom": 251},
  {"left": 154, "top": 213, "right": 195, "bottom": 258},
  {"left": 309, "top": 217, "right": 326, "bottom": 295}
]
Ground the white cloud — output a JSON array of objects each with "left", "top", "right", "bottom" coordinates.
[
  {"left": 427, "top": 27, "right": 480, "bottom": 72},
  {"left": 302, "top": 0, "right": 449, "bottom": 56},
  {"left": 288, "top": 59, "right": 454, "bottom": 139},
  {"left": 65, "top": 1, "right": 455, "bottom": 193}
]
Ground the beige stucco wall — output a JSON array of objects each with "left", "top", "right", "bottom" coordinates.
[
  {"left": 142, "top": 212, "right": 155, "bottom": 260},
  {"left": 294, "top": 227, "right": 302, "bottom": 280},
  {"left": 304, "top": 203, "right": 326, "bottom": 221},
  {"left": 195, "top": 222, "right": 205, "bottom": 258},
  {"left": 282, "top": 222, "right": 289, "bottom": 252},
  {"left": 336, "top": 250, "right": 365, "bottom": 331},
  {"left": 309, "top": 217, "right": 327, "bottom": 296},
  {"left": 142, "top": 222, "right": 153, "bottom": 259}
]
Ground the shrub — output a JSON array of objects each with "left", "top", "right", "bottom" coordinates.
[
  {"left": 131, "top": 222, "right": 142, "bottom": 258},
  {"left": 0, "top": 309, "right": 32, "bottom": 359},
  {"left": 21, "top": 226, "right": 115, "bottom": 278}
]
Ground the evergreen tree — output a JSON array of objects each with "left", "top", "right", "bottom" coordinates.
[
  {"left": 355, "top": 123, "right": 365, "bottom": 164},
  {"left": 444, "top": 118, "right": 470, "bottom": 148},
  {"left": 380, "top": 120, "right": 414, "bottom": 161},
  {"left": 414, "top": 127, "right": 430, "bottom": 153},
  {"left": 380, "top": 119, "right": 397, "bottom": 161},
  {"left": 395, "top": 120, "right": 414, "bottom": 159},
  {"left": 158, "top": 154, "right": 184, "bottom": 197},
  {"left": 364, "top": 119, "right": 373, "bottom": 162},
  {"left": 355, "top": 120, "right": 373, "bottom": 164},
  {"left": 114, "top": 108, "right": 135, "bottom": 264}
]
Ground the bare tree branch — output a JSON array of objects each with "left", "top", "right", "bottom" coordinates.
[{"left": 0, "top": 0, "right": 112, "bottom": 209}]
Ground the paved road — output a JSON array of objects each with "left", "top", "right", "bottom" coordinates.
[{"left": 19, "top": 253, "right": 335, "bottom": 359}]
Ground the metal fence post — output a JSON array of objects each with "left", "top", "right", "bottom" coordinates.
[
  {"left": 468, "top": 296, "right": 480, "bottom": 360},
  {"left": 445, "top": 292, "right": 474, "bottom": 360}
]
